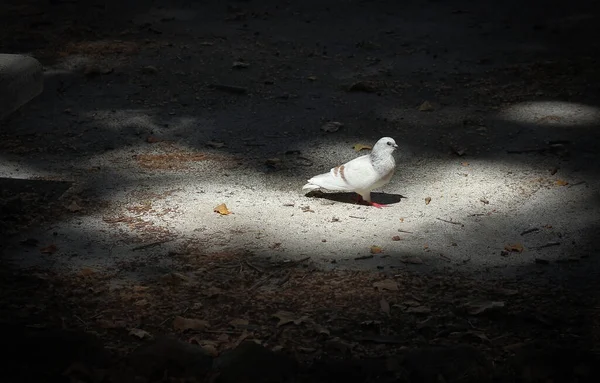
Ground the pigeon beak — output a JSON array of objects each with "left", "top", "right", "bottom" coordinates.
[{"left": 393, "top": 144, "right": 398, "bottom": 149}]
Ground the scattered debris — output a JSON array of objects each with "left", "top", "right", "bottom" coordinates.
[
  {"left": 129, "top": 328, "right": 152, "bottom": 339},
  {"left": 391, "top": 235, "right": 401, "bottom": 241},
  {"left": 370, "top": 245, "right": 383, "bottom": 254},
  {"left": 418, "top": 100, "right": 435, "bottom": 111},
  {"left": 555, "top": 179, "right": 569, "bottom": 186},
  {"left": 320, "top": 121, "right": 343, "bottom": 133},
  {"left": 531, "top": 242, "right": 560, "bottom": 250},
  {"left": 232, "top": 61, "right": 249, "bottom": 69},
  {"left": 464, "top": 300, "right": 505, "bottom": 315},
  {"left": 273, "top": 311, "right": 307, "bottom": 327},
  {"left": 353, "top": 143, "right": 372, "bottom": 152},
  {"left": 206, "top": 140, "right": 225, "bottom": 148},
  {"left": 173, "top": 316, "right": 209, "bottom": 331},
  {"left": 355, "top": 254, "right": 374, "bottom": 260},
  {"left": 373, "top": 279, "right": 399, "bottom": 291},
  {"left": 479, "top": 197, "right": 489, "bottom": 205},
  {"left": 348, "top": 81, "right": 377, "bottom": 93},
  {"left": 504, "top": 243, "right": 524, "bottom": 253},
  {"left": 520, "top": 228, "right": 540, "bottom": 236},
  {"left": 436, "top": 217, "right": 463, "bottom": 226},
  {"left": 214, "top": 203, "right": 232, "bottom": 215},
  {"left": 425, "top": 196, "right": 432, "bottom": 205},
  {"left": 209, "top": 83, "right": 248, "bottom": 94}
]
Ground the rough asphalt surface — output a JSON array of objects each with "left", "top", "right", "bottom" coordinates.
[{"left": 1, "top": 0, "right": 600, "bottom": 287}]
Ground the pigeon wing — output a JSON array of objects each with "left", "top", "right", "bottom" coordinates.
[{"left": 303, "top": 155, "right": 379, "bottom": 192}]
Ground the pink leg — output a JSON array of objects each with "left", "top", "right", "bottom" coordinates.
[{"left": 354, "top": 194, "right": 388, "bottom": 208}]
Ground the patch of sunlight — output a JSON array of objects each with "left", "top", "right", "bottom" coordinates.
[{"left": 498, "top": 101, "right": 600, "bottom": 127}]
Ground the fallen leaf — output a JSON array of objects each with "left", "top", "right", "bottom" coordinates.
[
  {"left": 229, "top": 318, "right": 249, "bottom": 328},
  {"left": 373, "top": 279, "right": 398, "bottom": 291},
  {"left": 189, "top": 338, "right": 219, "bottom": 356},
  {"left": 206, "top": 140, "right": 225, "bottom": 148},
  {"left": 40, "top": 244, "right": 58, "bottom": 254},
  {"left": 273, "top": 311, "right": 307, "bottom": 327},
  {"left": 214, "top": 203, "right": 231, "bottom": 215},
  {"left": 406, "top": 306, "right": 431, "bottom": 314},
  {"left": 79, "top": 267, "right": 96, "bottom": 277},
  {"left": 425, "top": 196, "right": 431, "bottom": 205},
  {"left": 418, "top": 100, "right": 435, "bottom": 111},
  {"left": 265, "top": 157, "right": 281, "bottom": 167},
  {"left": 348, "top": 81, "right": 377, "bottom": 93},
  {"left": 146, "top": 136, "right": 161, "bottom": 143},
  {"left": 555, "top": 179, "right": 569, "bottom": 186},
  {"left": 232, "top": 61, "right": 249, "bottom": 69},
  {"left": 391, "top": 235, "right": 401, "bottom": 241},
  {"left": 370, "top": 245, "right": 383, "bottom": 254},
  {"left": 464, "top": 300, "right": 505, "bottom": 315},
  {"left": 320, "top": 121, "right": 343, "bottom": 133},
  {"left": 65, "top": 200, "right": 83, "bottom": 212},
  {"left": 380, "top": 297, "right": 390, "bottom": 315},
  {"left": 129, "top": 328, "right": 152, "bottom": 339},
  {"left": 504, "top": 243, "right": 524, "bottom": 253},
  {"left": 173, "top": 316, "right": 209, "bottom": 331},
  {"left": 353, "top": 143, "right": 372, "bottom": 152}
]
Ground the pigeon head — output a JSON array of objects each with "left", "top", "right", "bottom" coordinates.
[{"left": 373, "top": 137, "right": 398, "bottom": 154}]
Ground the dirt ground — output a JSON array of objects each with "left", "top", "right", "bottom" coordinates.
[{"left": 2, "top": 0, "right": 600, "bottom": 381}]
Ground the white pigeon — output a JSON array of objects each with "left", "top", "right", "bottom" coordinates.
[{"left": 302, "top": 137, "right": 398, "bottom": 208}]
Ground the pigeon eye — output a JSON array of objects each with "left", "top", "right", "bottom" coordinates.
[{"left": 387, "top": 142, "right": 392, "bottom": 146}]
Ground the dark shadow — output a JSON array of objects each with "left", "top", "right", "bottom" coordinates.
[{"left": 305, "top": 190, "right": 407, "bottom": 205}]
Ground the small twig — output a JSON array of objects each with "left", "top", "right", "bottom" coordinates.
[
  {"left": 532, "top": 242, "right": 561, "bottom": 250},
  {"left": 397, "top": 229, "right": 413, "bottom": 234},
  {"left": 439, "top": 254, "right": 451, "bottom": 262},
  {"left": 131, "top": 239, "right": 174, "bottom": 251},
  {"left": 209, "top": 83, "right": 248, "bottom": 94},
  {"left": 520, "top": 228, "right": 539, "bottom": 236},
  {"left": 74, "top": 315, "right": 87, "bottom": 327},
  {"left": 568, "top": 181, "right": 586, "bottom": 188},
  {"left": 469, "top": 213, "right": 485, "bottom": 217},
  {"left": 244, "top": 260, "right": 264, "bottom": 273},
  {"left": 87, "top": 311, "right": 105, "bottom": 320},
  {"left": 355, "top": 255, "right": 374, "bottom": 260},
  {"left": 436, "top": 217, "right": 463, "bottom": 225},
  {"left": 506, "top": 148, "right": 547, "bottom": 154},
  {"left": 349, "top": 215, "right": 366, "bottom": 219}
]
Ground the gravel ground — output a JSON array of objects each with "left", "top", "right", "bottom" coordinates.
[{"left": 1, "top": 0, "right": 600, "bottom": 380}]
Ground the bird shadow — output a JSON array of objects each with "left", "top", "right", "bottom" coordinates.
[{"left": 305, "top": 191, "right": 407, "bottom": 205}]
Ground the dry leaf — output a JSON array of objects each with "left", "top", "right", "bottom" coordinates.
[
  {"left": 555, "top": 179, "right": 569, "bottom": 186},
  {"left": 425, "top": 196, "right": 431, "bottom": 205},
  {"left": 380, "top": 297, "right": 390, "bottom": 315},
  {"left": 273, "top": 311, "right": 307, "bottom": 327},
  {"left": 40, "top": 244, "right": 58, "bottom": 254},
  {"left": 418, "top": 100, "right": 435, "bottom": 111},
  {"left": 400, "top": 256, "right": 423, "bottom": 264},
  {"left": 370, "top": 245, "right": 383, "bottom": 254},
  {"left": 320, "top": 121, "right": 343, "bottom": 133},
  {"left": 406, "top": 305, "right": 431, "bottom": 314},
  {"left": 229, "top": 318, "right": 249, "bottom": 328},
  {"left": 373, "top": 279, "right": 398, "bottom": 291},
  {"left": 312, "top": 323, "right": 330, "bottom": 336},
  {"left": 353, "top": 144, "right": 372, "bottom": 152},
  {"left": 504, "top": 243, "right": 524, "bottom": 253},
  {"left": 129, "top": 328, "right": 152, "bottom": 339},
  {"left": 173, "top": 316, "right": 209, "bottom": 331},
  {"left": 214, "top": 203, "right": 231, "bottom": 215},
  {"left": 66, "top": 200, "right": 83, "bottom": 212},
  {"left": 465, "top": 300, "right": 505, "bottom": 315}
]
